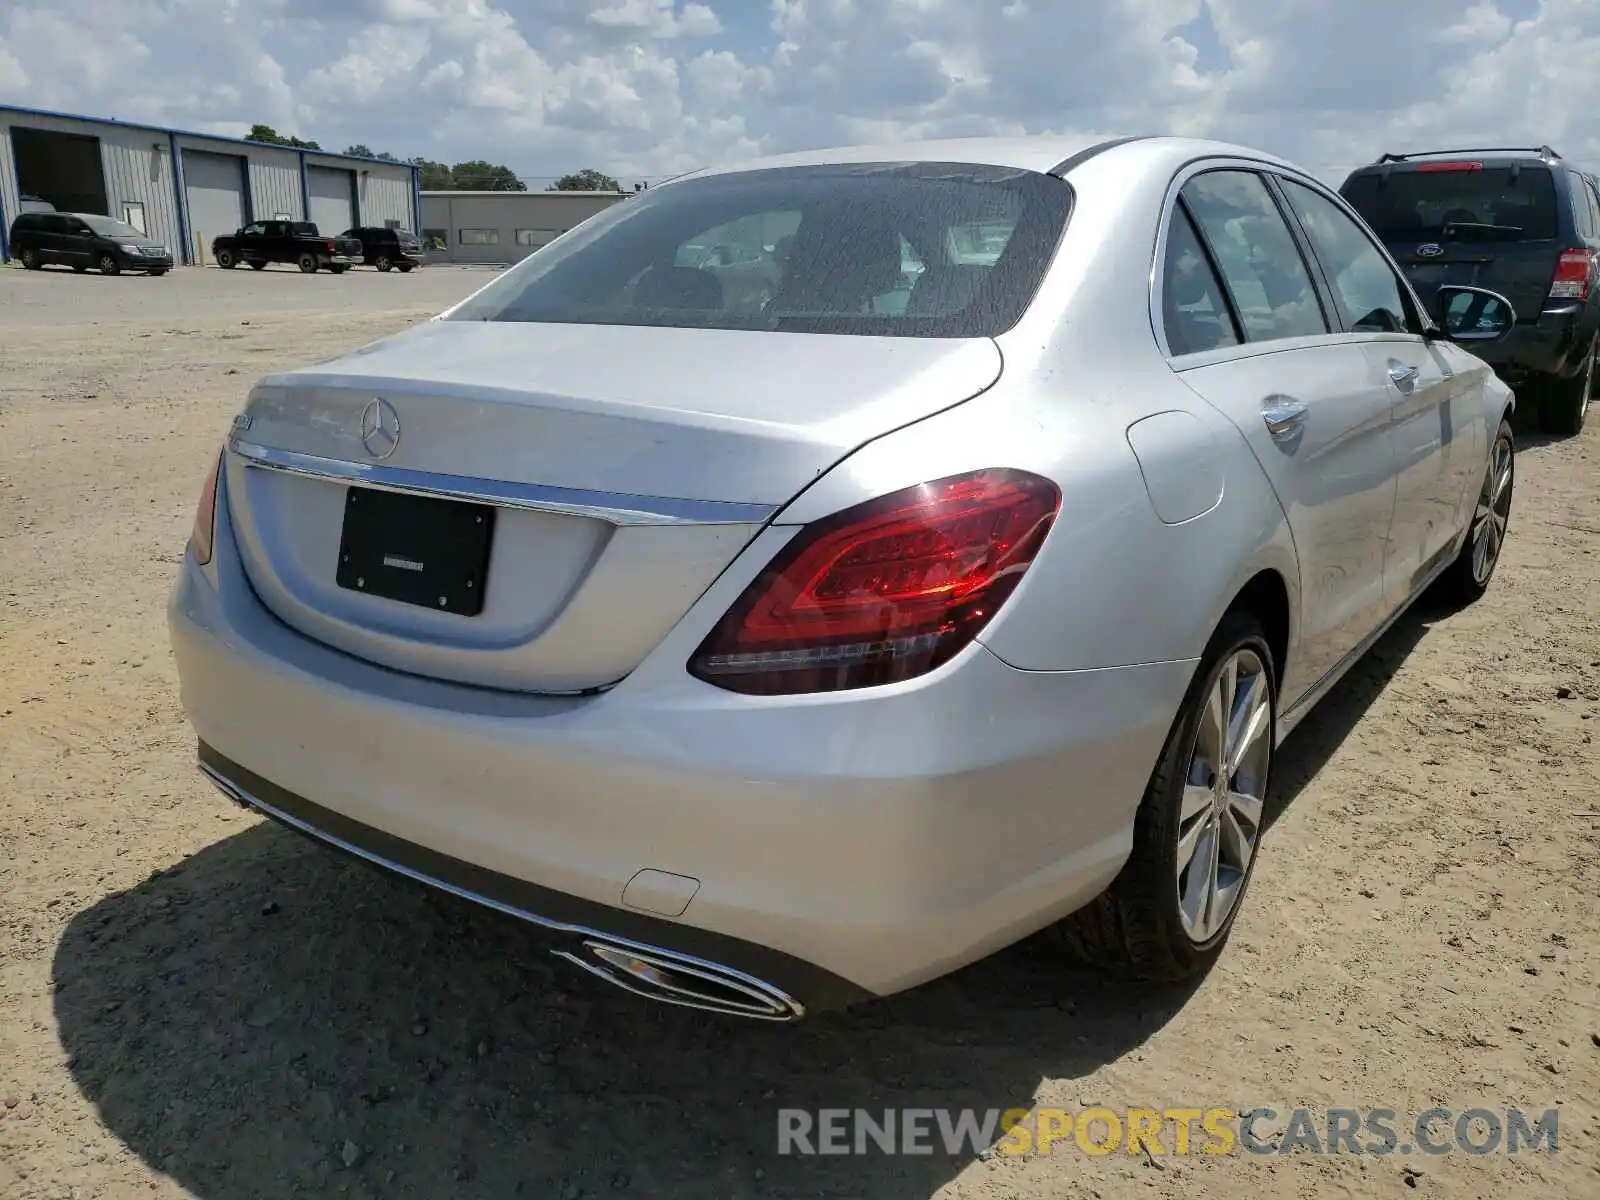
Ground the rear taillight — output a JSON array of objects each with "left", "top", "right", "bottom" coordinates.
[
  {"left": 188, "top": 449, "right": 222, "bottom": 566},
  {"left": 689, "top": 469, "right": 1061, "bottom": 695},
  {"left": 1550, "top": 248, "right": 1592, "bottom": 301},
  {"left": 326, "top": 240, "right": 335, "bottom": 251}
]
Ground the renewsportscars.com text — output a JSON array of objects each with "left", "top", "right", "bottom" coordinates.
[{"left": 776, "top": 1106, "right": 1560, "bottom": 1158}]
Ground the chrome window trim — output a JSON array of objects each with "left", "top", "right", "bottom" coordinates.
[
  {"left": 1149, "top": 155, "right": 1443, "bottom": 365},
  {"left": 229, "top": 438, "right": 779, "bottom": 527}
]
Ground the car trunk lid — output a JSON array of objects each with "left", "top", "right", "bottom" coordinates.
[{"left": 224, "top": 319, "right": 1003, "bottom": 693}]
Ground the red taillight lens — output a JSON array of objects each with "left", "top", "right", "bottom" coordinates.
[
  {"left": 1550, "top": 248, "right": 1592, "bottom": 301},
  {"left": 188, "top": 450, "right": 222, "bottom": 566},
  {"left": 689, "top": 469, "right": 1061, "bottom": 695},
  {"left": 326, "top": 240, "right": 335, "bottom": 251},
  {"left": 1415, "top": 161, "right": 1483, "bottom": 173}
]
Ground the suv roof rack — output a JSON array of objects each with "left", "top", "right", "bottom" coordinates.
[{"left": 1374, "top": 145, "right": 1562, "bottom": 165}]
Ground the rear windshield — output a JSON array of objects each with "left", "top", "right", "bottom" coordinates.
[
  {"left": 1341, "top": 165, "right": 1559, "bottom": 243},
  {"left": 292, "top": 222, "right": 319, "bottom": 236},
  {"left": 443, "top": 162, "right": 1073, "bottom": 337}
]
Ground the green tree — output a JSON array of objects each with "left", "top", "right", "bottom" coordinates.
[
  {"left": 247, "top": 123, "right": 320, "bottom": 150},
  {"left": 549, "top": 168, "right": 621, "bottom": 192},
  {"left": 409, "top": 157, "right": 453, "bottom": 189},
  {"left": 346, "top": 144, "right": 401, "bottom": 162},
  {"left": 450, "top": 160, "right": 527, "bottom": 191}
]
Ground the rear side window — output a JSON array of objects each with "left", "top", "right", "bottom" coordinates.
[
  {"left": 443, "top": 162, "right": 1074, "bottom": 338},
  {"left": 1181, "top": 170, "right": 1329, "bottom": 344},
  {"left": 1280, "top": 180, "right": 1412, "bottom": 334},
  {"left": 1567, "top": 173, "right": 1595, "bottom": 240},
  {"left": 1341, "top": 165, "right": 1559, "bottom": 243},
  {"left": 1161, "top": 206, "right": 1240, "bottom": 355}
]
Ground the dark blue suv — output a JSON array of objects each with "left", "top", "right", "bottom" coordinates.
[{"left": 1341, "top": 145, "right": 1600, "bottom": 435}]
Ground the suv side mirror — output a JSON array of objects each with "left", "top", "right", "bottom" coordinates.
[{"left": 1433, "top": 285, "right": 1516, "bottom": 343}]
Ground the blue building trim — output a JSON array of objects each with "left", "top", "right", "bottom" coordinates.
[
  {"left": 350, "top": 168, "right": 361, "bottom": 228},
  {"left": 0, "top": 101, "right": 407, "bottom": 169},
  {"left": 297, "top": 148, "right": 311, "bottom": 223},
  {"left": 411, "top": 164, "right": 422, "bottom": 235},
  {"left": 168, "top": 132, "right": 191, "bottom": 265}
]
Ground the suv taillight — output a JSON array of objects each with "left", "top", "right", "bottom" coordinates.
[
  {"left": 188, "top": 449, "right": 222, "bottom": 566},
  {"left": 688, "top": 469, "right": 1060, "bottom": 695},
  {"left": 326, "top": 240, "right": 335, "bottom": 252},
  {"left": 1550, "top": 248, "right": 1592, "bottom": 301}
]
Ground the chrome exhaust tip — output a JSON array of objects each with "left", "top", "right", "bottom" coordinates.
[{"left": 553, "top": 939, "right": 806, "bottom": 1021}]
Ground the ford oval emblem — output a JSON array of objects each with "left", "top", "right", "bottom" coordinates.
[{"left": 1417, "top": 243, "right": 1444, "bottom": 258}]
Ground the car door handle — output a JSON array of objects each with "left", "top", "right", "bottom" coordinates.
[
  {"left": 1388, "top": 363, "right": 1420, "bottom": 390},
  {"left": 1261, "top": 397, "right": 1308, "bottom": 441}
]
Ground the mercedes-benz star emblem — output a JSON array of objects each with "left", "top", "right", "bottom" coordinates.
[
  {"left": 1417, "top": 243, "right": 1444, "bottom": 258},
  {"left": 359, "top": 397, "right": 400, "bottom": 460}
]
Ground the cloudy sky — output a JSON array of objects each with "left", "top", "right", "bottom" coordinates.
[{"left": 0, "top": 0, "right": 1592, "bottom": 187}]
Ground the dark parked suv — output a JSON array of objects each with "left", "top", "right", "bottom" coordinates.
[
  {"left": 9, "top": 211, "right": 173, "bottom": 276},
  {"left": 1341, "top": 145, "right": 1600, "bottom": 434},
  {"left": 340, "top": 226, "right": 423, "bottom": 272}
]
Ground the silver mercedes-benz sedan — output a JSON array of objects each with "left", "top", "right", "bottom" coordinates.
[{"left": 169, "top": 135, "right": 1519, "bottom": 1021}]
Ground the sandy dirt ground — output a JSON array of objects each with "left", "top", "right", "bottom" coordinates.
[{"left": 1, "top": 262, "right": 1597, "bottom": 1200}]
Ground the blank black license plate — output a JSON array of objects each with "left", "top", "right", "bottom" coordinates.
[{"left": 335, "top": 487, "right": 495, "bottom": 616}]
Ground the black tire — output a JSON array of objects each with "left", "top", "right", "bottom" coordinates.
[
  {"left": 72, "top": 265, "right": 88, "bottom": 274},
  {"left": 375, "top": 255, "right": 392, "bottom": 272},
  {"left": 1540, "top": 336, "right": 1594, "bottom": 436},
  {"left": 1059, "top": 611, "right": 1276, "bottom": 982},
  {"left": 396, "top": 263, "right": 415, "bottom": 273},
  {"left": 98, "top": 254, "right": 121, "bottom": 277},
  {"left": 297, "top": 253, "right": 318, "bottom": 274},
  {"left": 20, "top": 248, "right": 41, "bottom": 270},
  {"left": 215, "top": 249, "right": 236, "bottom": 269},
  {"left": 248, "top": 260, "right": 266, "bottom": 271},
  {"left": 1433, "top": 418, "right": 1514, "bottom": 607},
  {"left": 148, "top": 269, "right": 168, "bottom": 277},
  {"left": 328, "top": 264, "right": 349, "bottom": 274}
]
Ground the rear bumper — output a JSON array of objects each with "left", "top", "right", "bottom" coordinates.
[
  {"left": 1473, "top": 305, "right": 1593, "bottom": 381},
  {"left": 166, "top": 488, "right": 1194, "bottom": 1006}
]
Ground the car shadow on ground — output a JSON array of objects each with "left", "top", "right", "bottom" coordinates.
[
  {"left": 53, "top": 606, "right": 1440, "bottom": 1200},
  {"left": 53, "top": 827, "right": 1199, "bottom": 1200}
]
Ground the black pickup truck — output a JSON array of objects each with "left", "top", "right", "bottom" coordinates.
[{"left": 211, "top": 221, "right": 363, "bottom": 273}]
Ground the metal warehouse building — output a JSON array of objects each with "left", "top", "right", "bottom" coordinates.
[
  {"left": 421, "top": 190, "right": 628, "bottom": 264},
  {"left": 0, "top": 104, "right": 420, "bottom": 265}
]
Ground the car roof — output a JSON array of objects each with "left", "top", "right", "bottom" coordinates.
[{"left": 665, "top": 134, "right": 1307, "bottom": 184}]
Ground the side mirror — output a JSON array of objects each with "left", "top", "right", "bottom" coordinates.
[{"left": 1433, "top": 285, "right": 1516, "bottom": 344}]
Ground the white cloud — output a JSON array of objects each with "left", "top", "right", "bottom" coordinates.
[{"left": 0, "top": 0, "right": 1597, "bottom": 188}]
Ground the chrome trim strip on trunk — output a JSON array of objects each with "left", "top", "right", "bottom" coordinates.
[
  {"left": 198, "top": 761, "right": 807, "bottom": 1021},
  {"left": 228, "top": 437, "right": 781, "bottom": 528}
]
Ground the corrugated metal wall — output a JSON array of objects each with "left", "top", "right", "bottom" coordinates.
[
  {"left": 0, "top": 111, "right": 185, "bottom": 256},
  {"left": 0, "top": 124, "right": 16, "bottom": 257},
  {"left": 2, "top": 106, "right": 418, "bottom": 267},
  {"left": 420, "top": 192, "right": 627, "bottom": 263},
  {"left": 355, "top": 167, "right": 415, "bottom": 230},
  {"left": 241, "top": 143, "right": 304, "bottom": 224}
]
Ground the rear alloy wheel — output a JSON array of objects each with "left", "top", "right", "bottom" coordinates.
[
  {"left": 98, "top": 254, "right": 121, "bottom": 276},
  {"left": 20, "top": 248, "right": 41, "bottom": 269},
  {"left": 1435, "top": 418, "right": 1514, "bottom": 607},
  {"left": 1060, "top": 612, "right": 1274, "bottom": 981},
  {"left": 215, "top": 249, "right": 236, "bottom": 269},
  {"left": 297, "top": 252, "right": 318, "bottom": 274},
  {"left": 375, "top": 254, "right": 392, "bottom": 272},
  {"left": 1542, "top": 335, "right": 1594, "bottom": 436}
]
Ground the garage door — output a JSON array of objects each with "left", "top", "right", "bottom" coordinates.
[
  {"left": 307, "top": 166, "right": 355, "bottom": 235},
  {"left": 183, "top": 150, "right": 247, "bottom": 245}
]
